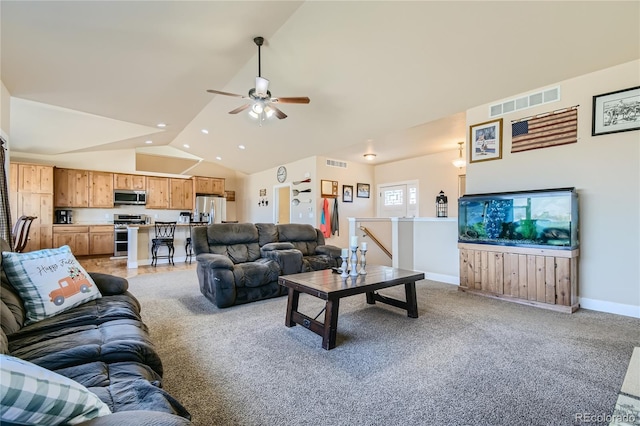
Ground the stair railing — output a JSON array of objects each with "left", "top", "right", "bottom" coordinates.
[{"left": 359, "top": 225, "right": 392, "bottom": 259}]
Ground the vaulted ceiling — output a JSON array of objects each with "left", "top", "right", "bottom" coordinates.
[{"left": 2, "top": 1, "right": 638, "bottom": 175}]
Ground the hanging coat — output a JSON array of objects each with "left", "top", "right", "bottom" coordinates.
[
  {"left": 320, "top": 198, "right": 331, "bottom": 238},
  {"left": 331, "top": 197, "right": 339, "bottom": 236}
]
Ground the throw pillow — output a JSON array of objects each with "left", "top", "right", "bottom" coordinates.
[
  {"left": 1, "top": 246, "right": 102, "bottom": 325},
  {"left": 0, "top": 355, "right": 111, "bottom": 425}
]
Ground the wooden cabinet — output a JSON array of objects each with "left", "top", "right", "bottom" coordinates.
[
  {"left": 169, "top": 178, "right": 194, "bottom": 210},
  {"left": 89, "top": 225, "right": 114, "bottom": 255},
  {"left": 17, "top": 164, "right": 54, "bottom": 193},
  {"left": 53, "top": 226, "right": 89, "bottom": 256},
  {"left": 53, "top": 225, "right": 113, "bottom": 255},
  {"left": 88, "top": 171, "right": 113, "bottom": 207},
  {"left": 10, "top": 163, "right": 54, "bottom": 252},
  {"left": 114, "top": 173, "right": 145, "bottom": 190},
  {"left": 458, "top": 243, "right": 579, "bottom": 313},
  {"left": 146, "top": 177, "right": 169, "bottom": 209},
  {"left": 54, "top": 168, "right": 89, "bottom": 207},
  {"left": 193, "top": 177, "right": 224, "bottom": 196}
]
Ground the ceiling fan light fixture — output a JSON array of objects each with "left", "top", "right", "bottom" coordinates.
[
  {"left": 252, "top": 102, "right": 265, "bottom": 114},
  {"left": 264, "top": 106, "right": 274, "bottom": 118},
  {"left": 249, "top": 110, "right": 259, "bottom": 119}
]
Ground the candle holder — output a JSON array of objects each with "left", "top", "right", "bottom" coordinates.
[
  {"left": 340, "top": 255, "right": 349, "bottom": 278},
  {"left": 358, "top": 249, "right": 367, "bottom": 275},
  {"left": 349, "top": 246, "right": 359, "bottom": 277}
]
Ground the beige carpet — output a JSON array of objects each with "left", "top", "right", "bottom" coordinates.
[{"left": 128, "top": 270, "right": 640, "bottom": 426}]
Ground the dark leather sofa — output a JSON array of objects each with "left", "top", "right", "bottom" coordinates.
[
  {"left": 0, "top": 239, "right": 191, "bottom": 425},
  {"left": 193, "top": 223, "right": 341, "bottom": 308}
]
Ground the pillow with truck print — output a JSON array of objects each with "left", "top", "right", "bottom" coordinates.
[{"left": 1, "top": 245, "right": 101, "bottom": 325}]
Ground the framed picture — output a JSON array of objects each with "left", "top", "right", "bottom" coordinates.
[
  {"left": 320, "top": 179, "right": 338, "bottom": 197},
  {"left": 469, "top": 118, "right": 503, "bottom": 163},
  {"left": 592, "top": 86, "right": 640, "bottom": 136},
  {"left": 342, "top": 185, "right": 353, "bottom": 202},
  {"left": 356, "top": 183, "right": 370, "bottom": 198}
]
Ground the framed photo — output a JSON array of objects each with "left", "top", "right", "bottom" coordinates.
[
  {"left": 356, "top": 183, "right": 370, "bottom": 198},
  {"left": 342, "top": 185, "right": 353, "bottom": 202},
  {"left": 592, "top": 86, "right": 640, "bottom": 136},
  {"left": 469, "top": 118, "right": 503, "bottom": 163}
]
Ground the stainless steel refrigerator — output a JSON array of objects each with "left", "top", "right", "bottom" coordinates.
[{"left": 194, "top": 196, "right": 227, "bottom": 224}]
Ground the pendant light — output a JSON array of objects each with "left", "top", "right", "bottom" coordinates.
[{"left": 452, "top": 141, "right": 466, "bottom": 168}]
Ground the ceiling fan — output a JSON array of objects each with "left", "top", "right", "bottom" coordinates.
[{"left": 207, "top": 36, "right": 310, "bottom": 122}]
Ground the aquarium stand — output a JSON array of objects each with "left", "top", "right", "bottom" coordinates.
[{"left": 458, "top": 243, "right": 580, "bottom": 313}]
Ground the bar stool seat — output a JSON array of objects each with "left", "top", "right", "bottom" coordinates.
[{"left": 151, "top": 222, "right": 176, "bottom": 267}]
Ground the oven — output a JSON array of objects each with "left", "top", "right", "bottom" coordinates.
[{"left": 113, "top": 214, "right": 147, "bottom": 257}]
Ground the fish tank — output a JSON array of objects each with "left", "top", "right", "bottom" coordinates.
[{"left": 458, "top": 187, "right": 578, "bottom": 250}]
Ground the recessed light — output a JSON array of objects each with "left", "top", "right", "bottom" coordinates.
[
  {"left": 238, "top": 145, "right": 246, "bottom": 150},
  {"left": 157, "top": 123, "right": 166, "bottom": 128},
  {"left": 201, "top": 129, "right": 209, "bottom": 134},
  {"left": 216, "top": 156, "right": 222, "bottom": 161},
  {"left": 145, "top": 140, "right": 153, "bottom": 144},
  {"left": 183, "top": 144, "right": 190, "bottom": 148}
]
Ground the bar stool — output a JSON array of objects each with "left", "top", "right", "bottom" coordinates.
[
  {"left": 185, "top": 221, "right": 208, "bottom": 264},
  {"left": 12, "top": 215, "right": 37, "bottom": 253},
  {"left": 151, "top": 222, "right": 176, "bottom": 267}
]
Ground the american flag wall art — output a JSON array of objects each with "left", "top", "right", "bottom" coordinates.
[{"left": 511, "top": 107, "right": 578, "bottom": 153}]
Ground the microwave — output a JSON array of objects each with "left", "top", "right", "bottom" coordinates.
[{"left": 114, "top": 189, "right": 147, "bottom": 205}]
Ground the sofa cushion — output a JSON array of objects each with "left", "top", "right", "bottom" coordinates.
[
  {"left": 0, "top": 355, "right": 111, "bottom": 425},
  {"left": 232, "top": 258, "right": 280, "bottom": 288},
  {"left": 195, "top": 223, "right": 261, "bottom": 263},
  {"left": 277, "top": 224, "right": 320, "bottom": 256},
  {"left": 0, "top": 328, "right": 7, "bottom": 355},
  {"left": 255, "top": 223, "right": 278, "bottom": 246},
  {"left": 2, "top": 246, "right": 102, "bottom": 325},
  {"left": 8, "top": 293, "right": 142, "bottom": 341},
  {"left": 8, "top": 319, "right": 163, "bottom": 376},
  {"left": 1, "top": 275, "right": 26, "bottom": 334}
]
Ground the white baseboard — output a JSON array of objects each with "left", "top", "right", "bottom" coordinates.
[
  {"left": 579, "top": 297, "right": 640, "bottom": 319},
  {"left": 424, "top": 272, "right": 459, "bottom": 285}
]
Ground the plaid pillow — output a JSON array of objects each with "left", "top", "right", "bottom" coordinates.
[
  {"left": 0, "top": 355, "right": 111, "bottom": 424},
  {"left": 1, "top": 246, "right": 101, "bottom": 325}
]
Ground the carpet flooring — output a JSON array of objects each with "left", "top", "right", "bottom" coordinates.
[{"left": 127, "top": 270, "right": 640, "bottom": 426}]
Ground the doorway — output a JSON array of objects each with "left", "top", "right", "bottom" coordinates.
[
  {"left": 377, "top": 181, "right": 418, "bottom": 218},
  {"left": 275, "top": 185, "right": 291, "bottom": 224}
]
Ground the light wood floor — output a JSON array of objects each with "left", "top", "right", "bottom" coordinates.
[{"left": 77, "top": 256, "right": 197, "bottom": 279}]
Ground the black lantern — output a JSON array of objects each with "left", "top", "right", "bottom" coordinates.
[{"left": 436, "top": 190, "right": 448, "bottom": 217}]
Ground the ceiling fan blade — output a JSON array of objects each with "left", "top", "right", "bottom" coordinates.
[
  {"left": 270, "top": 105, "right": 288, "bottom": 120},
  {"left": 255, "top": 77, "right": 270, "bottom": 97},
  {"left": 207, "top": 89, "right": 246, "bottom": 98},
  {"left": 272, "top": 97, "right": 310, "bottom": 104},
  {"left": 228, "top": 104, "right": 250, "bottom": 114}
]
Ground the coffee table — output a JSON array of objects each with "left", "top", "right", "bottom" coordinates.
[{"left": 279, "top": 265, "right": 425, "bottom": 350}]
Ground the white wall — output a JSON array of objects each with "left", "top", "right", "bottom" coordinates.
[
  {"left": 375, "top": 149, "right": 464, "bottom": 218},
  {"left": 1, "top": 81, "right": 10, "bottom": 140},
  {"left": 466, "top": 60, "right": 640, "bottom": 316}
]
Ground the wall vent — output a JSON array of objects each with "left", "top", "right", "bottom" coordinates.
[
  {"left": 489, "top": 86, "right": 561, "bottom": 118},
  {"left": 326, "top": 159, "right": 347, "bottom": 168}
]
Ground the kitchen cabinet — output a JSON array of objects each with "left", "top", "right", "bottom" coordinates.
[
  {"left": 193, "top": 177, "right": 224, "bottom": 196},
  {"left": 114, "top": 173, "right": 146, "bottom": 190},
  {"left": 10, "top": 163, "right": 54, "bottom": 252},
  {"left": 89, "top": 171, "right": 114, "bottom": 207},
  {"left": 146, "top": 177, "right": 170, "bottom": 209},
  {"left": 89, "top": 225, "right": 114, "bottom": 255},
  {"left": 169, "top": 178, "right": 194, "bottom": 210},
  {"left": 53, "top": 226, "right": 89, "bottom": 256},
  {"left": 17, "top": 164, "right": 54, "bottom": 193},
  {"left": 54, "top": 168, "right": 89, "bottom": 207}
]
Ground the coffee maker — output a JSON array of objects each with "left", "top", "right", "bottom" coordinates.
[{"left": 55, "top": 209, "right": 73, "bottom": 224}]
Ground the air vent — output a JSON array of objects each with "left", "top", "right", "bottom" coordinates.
[
  {"left": 489, "top": 86, "right": 561, "bottom": 118},
  {"left": 326, "top": 159, "right": 347, "bottom": 168}
]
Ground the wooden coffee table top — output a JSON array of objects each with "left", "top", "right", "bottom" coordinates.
[{"left": 279, "top": 265, "right": 425, "bottom": 300}]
